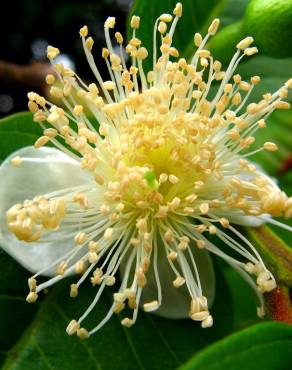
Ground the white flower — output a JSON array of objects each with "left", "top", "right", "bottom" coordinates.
[{"left": 1, "top": 2, "right": 292, "bottom": 339}]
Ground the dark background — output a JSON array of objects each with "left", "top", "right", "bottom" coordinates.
[{"left": 0, "top": 0, "right": 132, "bottom": 117}]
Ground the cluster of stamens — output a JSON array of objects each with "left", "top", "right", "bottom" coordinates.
[
  {"left": 6, "top": 196, "right": 66, "bottom": 242},
  {"left": 5, "top": 2, "right": 292, "bottom": 338}
]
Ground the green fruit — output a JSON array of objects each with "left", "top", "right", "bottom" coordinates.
[{"left": 243, "top": 0, "right": 292, "bottom": 58}]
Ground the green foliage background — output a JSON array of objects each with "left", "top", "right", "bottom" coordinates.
[{"left": 1, "top": 0, "right": 292, "bottom": 369}]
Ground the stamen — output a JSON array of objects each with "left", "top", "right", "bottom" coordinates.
[{"left": 5, "top": 3, "right": 292, "bottom": 339}]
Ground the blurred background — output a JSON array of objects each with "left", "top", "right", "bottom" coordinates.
[{"left": 0, "top": 0, "right": 133, "bottom": 117}]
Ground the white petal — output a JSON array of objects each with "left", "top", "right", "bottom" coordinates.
[
  {"left": 120, "top": 247, "right": 215, "bottom": 319},
  {"left": 227, "top": 214, "right": 266, "bottom": 227},
  {"left": 0, "top": 146, "right": 92, "bottom": 275}
]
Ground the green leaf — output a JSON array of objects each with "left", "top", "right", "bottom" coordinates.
[
  {"left": 180, "top": 322, "right": 292, "bottom": 370},
  {"left": 220, "top": 264, "right": 259, "bottom": 330},
  {"left": 235, "top": 57, "right": 292, "bottom": 176},
  {"left": 0, "top": 135, "right": 40, "bottom": 364},
  {"left": 207, "top": 1, "right": 292, "bottom": 180},
  {"left": 0, "top": 112, "right": 42, "bottom": 160},
  {"left": 245, "top": 225, "right": 292, "bottom": 286},
  {"left": 0, "top": 251, "right": 37, "bottom": 366},
  {"left": 1, "top": 263, "right": 232, "bottom": 370},
  {"left": 248, "top": 109, "right": 292, "bottom": 176},
  {"left": 127, "top": 0, "right": 226, "bottom": 72}
]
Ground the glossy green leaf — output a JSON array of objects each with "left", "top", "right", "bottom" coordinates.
[
  {"left": 220, "top": 264, "right": 259, "bottom": 330},
  {"left": 180, "top": 322, "right": 292, "bottom": 370},
  {"left": 0, "top": 112, "right": 42, "bottom": 160},
  {"left": 0, "top": 263, "right": 232, "bottom": 370},
  {"left": 0, "top": 112, "right": 42, "bottom": 365},
  {"left": 127, "top": 0, "right": 226, "bottom": 72},
  {"left": 0, "top": 251, "right": 37, "bottom": 366},
  {"left": 245, "top": 225, "right": 292, "bottom": 286},
  {"left": 248, "top": 109, "right": 292, "bottom": 175},
  {"left": 234, "top": 56, "right": 292, "bottom": 176}
]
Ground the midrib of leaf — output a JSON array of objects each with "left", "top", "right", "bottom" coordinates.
[
  {"left": 106, "top": 288, "right": 183, "bottom": 369},
  {"left": 53, "top": 302, "right": 103, "bottom": 370},
  {"left": 119, "top": 320, "right": 146, "bottom": 370},
  {"left": 145, "top": 315, "right": 181, "bottom": 366},
  {"left": 31, "top": 337, "right": 54, "bottom": 370},
  {"left": 103, "top": 289, "right": 148, "bottom": 370},
  {"left": 103, "top": 288, "right": 148, "bottom": 370}
]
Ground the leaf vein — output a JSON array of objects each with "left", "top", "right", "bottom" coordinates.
[{"left": 53, "top": 302, "right": 103, "bottom": 370}]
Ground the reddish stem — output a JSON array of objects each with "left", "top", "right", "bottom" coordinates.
[{"left": 266, "top": 287, "right": 292, "bottom": 324}]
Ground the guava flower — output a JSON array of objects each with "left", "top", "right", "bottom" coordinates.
[{"left": 1, "top": 2, "right": 292, "bottom": 339}]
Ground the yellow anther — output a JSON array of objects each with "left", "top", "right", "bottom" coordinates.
[
  {"left": 159, "top": 13, "right": 173, "bottom": 22},
  {"left": 73, "top": 105, "right": 83, "bottom": 116},
  {"left": 199, "top": 203, "right": 209, "bottom": 214},
  {"left": 244, "top": 47, "right": 258, "bottom": 56},
  {"left": 26, "top": 291, "right": 38, "bottom": 303},
  {"left": 50, "top": 86, "right": 63, "bottom": 98},
  {"left": 143, "top": 300, "right": 159, "bottom": 312},
  {"left": 75, "top": 260, "right": 85, "bottom": 274},
  {"left": 201, "top": 315, "right": 213, "bottom": 328},
  {"left": 196, "top": 240, "right": 206, "bottom": 249},
  {"left": 137, "top": 47, "right": 148, "bottom": 60},
  {"left": 104, "top": 228, "right": 113, "bottom": 240},
  {"left": 274, "top": 101, "right": 290, "bottom": 110},
  {"left": 66, "top": 320, "right": 80, "bottom": 335},
  {"left": 34, "top": 136, "right": 49, "bottom": 149},
  {"left": 236, "top": 37, "right": 254, "bottom": 50},
  {"left": 251, "top": 76, "right": 260, "bottom": 84},
  {"left": 264, "top": 142, "right": 278, "bottom": 152},
  {"left": 79, "top": 25, "right": 88, "bottom": 37},
  {"left": 102, "top": 48, "right": 109, "bottom": 59},
  {"left": 169, "top": 174, "right": 179, "bottom": 184},
  {"left": 85, "top": 37, "right": 94, "bottom": 51},
  {"left": 77, "top": 328, "right": 90, "bottom": 339},
  {"left": 45, "top": 74, "right": 55, "bottom": 85},
  {"left": 130, "top": 16, "right": 140, "bottom": 29},
  {"left": 173, "top": 2, "right": 183, "bottom": 17},
  {"left": 115, "top": 32, "right": 123, "bottom": 44},
  {"left": 220, "top": 217, "right": 230, "bottom": 228},
  {"left": 194, "top": 33, "right": 202, "bottom": 47},
  {"left": 208, "top": 18, "right": 220, "bottom": 35},
  {"left": 104, "top": 17, "right": 116, "bottom": 28},
  {"left": 164, "top": 229, "right": 174, "bottom": 243},
  {"left": 121, "top": 318, "right": 134, "bottom": 327},
  {"left": 11, "top": 156, "right": 22, "bottom": 167},
  {"left": 74, "top": 232, "right": 87, "bottom": 245},
  {"left": 47, "top": 46, "right": 60, "bottom": 60},
  {"left": 70, "top": 284, "right": 78, "bottom": 298},
  {"left": 173, "top": 276, "right": 185, "bottom": 288},
  {"left": 103, "top": 81, "right": 116, "bottom": 90},
  {"left": 167, "top": 251, "right": 178, "bottom": 261}
]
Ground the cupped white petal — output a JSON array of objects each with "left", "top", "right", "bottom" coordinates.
[
  {"left": 0, "top": 146, "right": 92, "bottom": 275},
  {"left": 224, "top": 214, "right": 266, "bottom": 227},
  {"left": 120, "top": 247, "right": 215, "bottom": 319}
]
